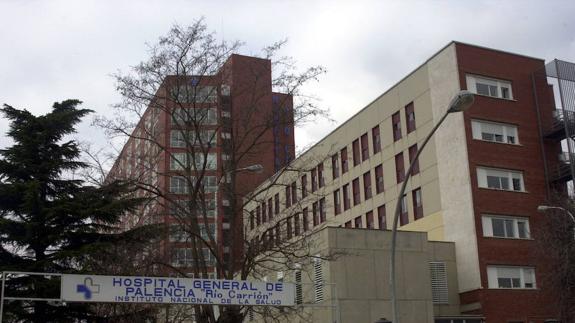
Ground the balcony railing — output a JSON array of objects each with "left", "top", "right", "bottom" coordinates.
[
  {"left": 545, "top": 109, "right": 575, "bottom": 140},
  {"left": 550, "top": 152, "right": 575, "bottom": 182}
]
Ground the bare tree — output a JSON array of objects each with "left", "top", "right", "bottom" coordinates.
[
  {"left": 94, "top": 19, "right": 332, "bottom": 323},
  {"left": 537, "top": 193, "right": 575, "bottom": 322}
]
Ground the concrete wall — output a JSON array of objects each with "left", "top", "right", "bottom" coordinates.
[
  {"left": 248, "top": 228, "right": 459, "bottom": 323},
  {"left": 427, "top": 43, "right": 481, "bottom": 292}
]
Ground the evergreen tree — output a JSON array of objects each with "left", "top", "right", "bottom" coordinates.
[{"left": 0, "top": 100, "right": 151, "bottom": 322}]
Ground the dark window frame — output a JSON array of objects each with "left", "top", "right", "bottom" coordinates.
[
  {"left": 413, "top": 188, "right": 423, "bottom": 220},
  {"left": 363, "top": 171, "right": 372, "bottom": 200},
  {"left": 395, "top": 152, "right": 405, "bottom": 183},
  {"left": 392, "top": 111, "right": 402, "bottom": 142},
  {"left": 341, "top": 147, "right": 349, "bottom": 173},
  {"left": 405, "top": 102, "right": 416, "bottom": 133},
  {"left": 372, "top": 125, "right": 381, "bottom": 154},
  {"left": 332, "top": 154, "right": 339, "bottom": 180},
  {"left": 352, "top": 139, "right": 360, "bottom": 166},
  {"left": 366, "top": 211, "right": 374, "bottom": 229},
  {"left": 409, "top": 144, "right": 420, "bottom": 175},
  {"left": 375, "top": 164, "right": 384, "bottom": 194},
  {"left": 377, "top": 205, "right": 386, "bottom": 230},
  {"left": 360, "top": 133, "right": 369, "bottom": 161},
  {"left": 352, "top": 178, "right": 361, "bottom": 206},
  {"left": 334, "top": 189, "right": 341, "bottom": 215}
]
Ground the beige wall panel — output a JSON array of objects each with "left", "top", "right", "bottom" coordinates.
[
  {"left": 400, "top": 212, "right": 443, "bottom": 240},
  {"left": 428, "top": 43, "right": 480, "bottom": 292}
]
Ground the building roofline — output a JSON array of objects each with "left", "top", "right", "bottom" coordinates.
[
  {"left": 256, "top": 41, "right": 546, "bottom": 190},
  {"left": 452, "top": 40, "right": 545, "bottom": 62}
]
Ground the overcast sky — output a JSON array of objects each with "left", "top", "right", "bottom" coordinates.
[{"left": 1, "top": 0, "right": 574, "bottom": 160}]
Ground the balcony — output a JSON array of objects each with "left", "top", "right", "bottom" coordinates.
[
  {"left": 549, "top": 152, "right": 575, "bottom": 182},
  {"left": 544, "top": 110, "right": 575, "bottom": 140}
]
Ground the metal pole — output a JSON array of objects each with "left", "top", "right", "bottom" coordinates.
[
  {"left": 389, "top": 109, "right": 450, "bottom": 323},
  {"left": 539, "top": 205, "right": 575, "bottom": 239},
  {"left": 1, "top": 272, "right": 6, "bottom": 322}
]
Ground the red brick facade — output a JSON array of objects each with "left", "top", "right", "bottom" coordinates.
[
  {"left": 456, "top": 43, "right": 561, "bottom": 322},
  {"left": 107, "top": 54, "right": 295, "bottom": 273}
]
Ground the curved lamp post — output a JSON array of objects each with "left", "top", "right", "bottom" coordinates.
[
  {"left": 234, "top": 164, "right": 264, "bottom": 173},
  {"left": 537, "top": 205, "right": 575, "bottom": 239},
  {"left": 389, "top": 90, "right": 474, "bottom": 323},
  {"left": 537, "top": 205, "right": 575, "bottom": 224}
]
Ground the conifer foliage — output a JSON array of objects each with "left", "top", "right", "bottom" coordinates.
[{"left": 0, "top": 100, "right": 147, "bottom": 322}]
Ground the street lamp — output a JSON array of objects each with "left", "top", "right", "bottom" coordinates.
[
  {"left": 537, "top": 205, "right": 575, "bottom": 224},
  {"left": 537, "top": 205, "right": 575, "bottom": 240},
  {"left": 389, "top": 90, "right": 474, "bottom": 323},
  {"left": 234, "top": 164, "right": 264, "bottom": 173}
]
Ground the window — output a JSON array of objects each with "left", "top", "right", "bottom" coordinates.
[
  {"left": 487, "top": 266, "right": 536, "bottom": 289},
  {"left": 363, "top": 171, "right": 372, "bottom": 200},
  {"left": 392, "top": 111, "right": 402, "bottom": 141},
  {"left": 262, "top": 201, "right": 267, "bottom": 223},
  {"left": 377, "top": 205, "right": 386, "bottom": 230},
  {"left": 291, "top": 182, "right": 298, "bottom": 204},
  {"left": 198, "top": 197, "right": 216, "bottom": 217},
  {"left": 361, "top": 133, "right": 369, "bottom": 161},
  {"left": 268, "top": 198, "right": 273, "bottom": 220},
  {"left": 375, "top": 164, "right": 384, "bottom": 194},
  {"left": 171, "top": 153, "right": 217, "bottom": 171},
  {"left": 354, "top": 216, "right": 363, "bottom": 228},
  {"left": 170, "top": 130, "right": 186, "bottom": 147},
  {"left": 430, "top": 262, "right": 448, "bottom": 304},
  {"left": 256, "top": 206, "right": 261, "bottom": 225},
  {"left": 275, "top": 224, "right": 281, "bottom": 245},
  {"left": 372, "top": 125, "right": 381, "bottom": 154},
  {"left": 343, "top": 184, "right": 351, "bottom": 210},
  {"left": 303, "top": 208, "right": 309, "bottom": 231},
  {"left": 312, "top": 202, "right": 319, "bottom": 226},
  {"left": 172, "top": 107, "right": 218, "bottom": 125},
  {"left": 170, "top": 153, "right": 187, "bottom": 170},
  {"left": 400, "top": 195, "right": 408, "bottom": 226},
  {"left": 352, "top": 139, "right": 360, "bottom": 166},
  {"left": 285, "top": 186, "right": 291, "bottom": 208},
  {"left": 317, "top": 163, "right": 325, "bottom": 188},
  {"left": 482, "top": 215, "right": 530, "bottom": 239},
  {"left": 366, "top": 211, "right": 374, "bottom": 229},
  {"left": 250, "top": 210, "right": 255, "bottom": 230},
  {"left": 311, "top": 169, "right": 317, "bottom": 192},
  {"left": 201, "top": 176, "right": 216, "bottom": 193},
  {"left": 471, "top": 120, "right": 518, "bottom": 144},
  {"left": 301, "top": 175, "right": 308, "bottom": 198},
  {"left": 345, "top": 221, "right": 352, "bottom": 228},
  {"left": 170, "top": 176, "right": 188, "bottom": 194},
  {"left": 409, "top": 144, "right": 419, "bottom": 175},
  {"left": 319, "top": 198, "right": 326, "bottom": 223},
  {"left": 405, "top": 102, "right": 416, "bottom": 133},
  {"left": 169, "top": 224, "right": 187, "bottom": 242},
  {"left": 341, "top": 147, "right": 349, "bottom": 173},
  {"left": 477, "top": 167, "right": 524, "bottom": 192},
  {"left": 294, "top": 213, "right": 301, "bottom": 236},
  {"left": 274, "top": 193, "right": 280, "bottom": 214},
  {"left": 332, "top": 154, "right": 339, "bottom": 180},
  {"left": 413, "top": 188, "right": 423, "bottom": 220},
  {"left": 352, "top": 178, "right": 361, "bottom": 206},
  {"left": 467, "top": 74, "right": 513, "bottom": 99},
  {"left": 395, "top": 152, "right": 405, "bottom": 183},
  {"left": 172, "top": 85, "right": 218, "bottom": 104},
  {"left": 287, "top": 217, "right": 293, "bottom": 239},
  {"left": 334, "top": 189, "right": 341, "bottom": 215}
]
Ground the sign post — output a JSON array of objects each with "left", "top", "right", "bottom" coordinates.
[{"left": 61, "top": 274, "right": 295, "bottom": 306}]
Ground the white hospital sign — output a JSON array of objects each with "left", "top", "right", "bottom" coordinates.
[{"left": 61, "top": 274, "right": 295, "bottom": 306}]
